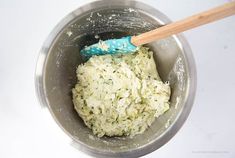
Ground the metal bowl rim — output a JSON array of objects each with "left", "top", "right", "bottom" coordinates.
[{"left": 35, "top": 0, "right": 197, "bottom": 157}]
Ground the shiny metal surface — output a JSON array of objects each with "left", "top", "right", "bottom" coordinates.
[{"left": 35, "top": 0, "right": 196, "bottom": 157}]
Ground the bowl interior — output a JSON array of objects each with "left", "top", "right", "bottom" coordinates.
[{"left": 42, "top": 2, "right": 190, "bottom": 157}]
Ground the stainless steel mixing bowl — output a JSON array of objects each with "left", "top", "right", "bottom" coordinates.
[{"left": 35, "top": 0, "right": 196, "bottom": 157}]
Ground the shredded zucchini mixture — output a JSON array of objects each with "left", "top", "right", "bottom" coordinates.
[{"left": 72, "top": 47, "right": 171, "bottom": 137}]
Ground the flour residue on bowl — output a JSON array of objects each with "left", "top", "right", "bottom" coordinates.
[
  {"left": 66, "top": 31, "right": 73, "bottom": 37},
  {"left": 168, "top": 56, "right": 186, "bottom": 91}
]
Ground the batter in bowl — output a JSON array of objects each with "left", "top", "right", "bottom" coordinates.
[{"left": 72, "top": 47, "right": 171, "bottom": 137}]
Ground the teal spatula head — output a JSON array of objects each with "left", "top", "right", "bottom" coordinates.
[{"left": 80, "top": 36, "right": 138, "bottom": 58}]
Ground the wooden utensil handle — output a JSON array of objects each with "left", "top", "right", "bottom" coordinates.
[{"left": 131, "top": 1, "right": 235, "bottom": 46}]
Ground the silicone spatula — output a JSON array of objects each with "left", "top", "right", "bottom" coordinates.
[{"left": 81, "top": 2, "right": 235, "bottom": 58}]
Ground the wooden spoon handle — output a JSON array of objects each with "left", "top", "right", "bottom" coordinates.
[{"left": 131, "top": 1, "right": 235, "bottom": 46}]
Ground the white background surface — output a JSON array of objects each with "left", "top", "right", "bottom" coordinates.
[{"left": 0, "top": 0, "right": 235, "bottom": 157}]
